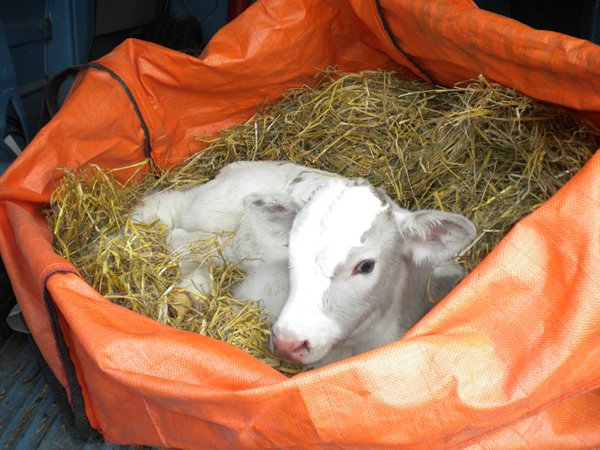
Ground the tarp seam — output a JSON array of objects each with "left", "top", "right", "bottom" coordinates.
[
  {"left": 42, "top": 268, "right": 98, "bottom": 440},
  {"left": 373, "top": 0, "right": 434, "bottom": 84}
]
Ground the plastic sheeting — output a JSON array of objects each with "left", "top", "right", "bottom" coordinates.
[{"left": 0, "top": 0, "right": 599, "bottom": 447}]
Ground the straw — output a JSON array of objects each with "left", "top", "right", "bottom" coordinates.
[
  {"left": 47, "top": 69, "right": 600, "bottom": 374},
  {"left": 184, "top": 70, "right": 600, "bottom": 270}
]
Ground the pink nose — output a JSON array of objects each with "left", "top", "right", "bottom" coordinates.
[{"left": 273, "top": 335, "right": 309, "bottom": 363}]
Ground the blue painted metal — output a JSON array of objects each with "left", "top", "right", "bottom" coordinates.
[
  {"left": 0, "top": 0, "right": 233, "bottom": 140},
  {"left": 0, "top": 333, "right": 152, "bottom": 449},
  {"left": 0, "top": 17, "right": 28, "bottom": 173},
  {"left": 45, "top": 0, "right": 94, "bottom": 77},
  {"left": 0, "top": 2, "right": 236, "bottom": 447},
  {"left": 0, "top": 0, "right": 93, "bottom": 138},
  {"left": 0, "top": 0, "right": 52, "bottom": 137},
  {"left": 2, "top": 19, "right": 52, "bottom": 48}
]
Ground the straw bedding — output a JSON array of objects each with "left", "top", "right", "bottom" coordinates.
[{"left": 47, "top": 69, "right": 600, "bottom": 373}]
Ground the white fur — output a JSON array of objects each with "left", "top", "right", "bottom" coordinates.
[
  {"left": 132, "top": 162, "right": 331, "bottom": 309},
  {"left": 132, "top": 161, "right": 476, "bottom": 367}
]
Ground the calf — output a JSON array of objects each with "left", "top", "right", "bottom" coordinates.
[{"left": 132, "top": 161, "right": 476, "bottom": 367}]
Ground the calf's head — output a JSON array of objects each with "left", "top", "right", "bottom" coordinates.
[{"left": 248, "top": 180, "right": 475, "bottom": 366}]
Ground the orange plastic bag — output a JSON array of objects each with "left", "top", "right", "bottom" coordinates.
[{"left": 1, "top": 0, "right": 599, "bottom": 447}]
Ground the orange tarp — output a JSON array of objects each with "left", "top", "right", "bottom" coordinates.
[{"left": 0, "top": 0, "right": 599, "bottom": 448}]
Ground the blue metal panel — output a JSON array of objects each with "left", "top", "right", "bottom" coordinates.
[
  {"left": 0, "top": 0, "right": 93, "bottom": 137},
  {"left": 2, "top": 19, "right": 52, "bottom": 47},
  {"left": 0, "top": 0, "right": 51, "bottom": 136},
  {"left": 0, "top": 333, "right": 152, "bottom": 449},
  {"left": 46, "top": 0, "right": 94, "bottom": 77},
  {"left": 0, "top": 17, "right": 28, "bottom": 171},
  {"left": 0, "top": 2, "right": 237, "bottom": 447}
]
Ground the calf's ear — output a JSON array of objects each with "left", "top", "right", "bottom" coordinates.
[
  {"left": 395, "top": 210, "right": 476, "bottom": 265},
  {"left": 242, "top": 193, "right": 299, "bottom": 233}
]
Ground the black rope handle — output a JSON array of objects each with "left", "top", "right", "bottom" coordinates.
[
  {"left": 39, "top": 63, "right": 153, "bottom": 161},
  {"left": 374, "top": 0, "right": 434, "bottom": 84},
  {"left": 39, "top": 65, "right": 88, "bottom": 129}
]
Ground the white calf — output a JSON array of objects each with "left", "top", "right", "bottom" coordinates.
[
  {"left": 132, "top": 161, "right": 476, "bottom": 367},
  {"left": 132, "top": 161, "right": 330, "bottom": 311}
]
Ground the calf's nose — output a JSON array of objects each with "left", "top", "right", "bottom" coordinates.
[{"left": 273, "top": 335, "right": 310, "bottom": 364}]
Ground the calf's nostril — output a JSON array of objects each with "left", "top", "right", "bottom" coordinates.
[
  {"left": 287, "top": 339, "right": 309, "bottom": 355},
  {"left": 298, "top": 340, "right": 309, "bottom": 353},
  {"left": 273, "top": 337, "right": 311, "bottom": 363}
]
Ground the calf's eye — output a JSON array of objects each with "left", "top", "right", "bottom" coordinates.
[{"left": 353, "top": 259, "right": 375, "bottom": 275}]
